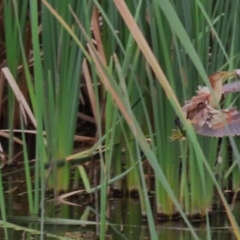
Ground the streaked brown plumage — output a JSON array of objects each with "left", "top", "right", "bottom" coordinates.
[
  {"left": 171, "top": 70, "right": 240, "bottom": 140},
  {"left": 190, "top": 104, "right": 240, "bottom": 137}
]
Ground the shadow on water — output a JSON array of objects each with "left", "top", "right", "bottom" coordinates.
[{"left": 0, "top": 190, "right": 239, "bottom": 240}]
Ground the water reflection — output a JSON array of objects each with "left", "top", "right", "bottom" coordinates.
[{"left": 0, "top": 197, "right": 238, "bottom": 239}]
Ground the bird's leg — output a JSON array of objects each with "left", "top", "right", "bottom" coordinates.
[
  {"left": 169, "top": 117, "right": 186, "bottom": 141},
  {"left": 175, "top": 117, "right": 182, "bottom": 128}
]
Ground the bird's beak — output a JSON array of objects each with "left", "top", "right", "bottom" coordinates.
[{"left": 222, "top": 71, "right": 236, "bottom": 83}]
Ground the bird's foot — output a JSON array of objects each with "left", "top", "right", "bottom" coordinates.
[
  {"left": 169, "top": 128, "right": 186, "bottom": 141},
  {"left": 174, "top": 117, "right": 182, "bottom": 128}
]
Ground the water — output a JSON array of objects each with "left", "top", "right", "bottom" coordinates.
[{"left": 0, "top": 195, "right": 238, "bottom": 240}]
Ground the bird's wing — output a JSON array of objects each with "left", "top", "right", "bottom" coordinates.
[
  {"left": 195, "top": 107, "right": 240, "bottom": 137},
  {"left": 223, "top": 80, "right": 240, "bottom": 94},
  {"left": 182, "top": 87, "right": 209, "bottom": 119}
]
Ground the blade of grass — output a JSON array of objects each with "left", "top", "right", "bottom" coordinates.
[{"left": 87, "top": 41, "right": 199, "bottom": 239}]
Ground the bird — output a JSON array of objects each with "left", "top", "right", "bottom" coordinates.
[{"left": 170, "top": 70, "right": 240, "bottom": 141}]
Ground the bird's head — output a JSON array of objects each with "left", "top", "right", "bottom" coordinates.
[{"left": 209, "top": 71, "right": 236, "bottom": 85}]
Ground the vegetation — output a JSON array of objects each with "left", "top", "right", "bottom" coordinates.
[{"left": 0, "top": 0, "right": 240, "bottom": 239}]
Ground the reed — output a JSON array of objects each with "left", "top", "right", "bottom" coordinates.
[{"left": 1, "top": 0, "right": 240, "bottom": 239}]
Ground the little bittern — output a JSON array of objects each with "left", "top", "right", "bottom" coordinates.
[{"left": 171, "top": 70, "right": 240, "bottom": 140}]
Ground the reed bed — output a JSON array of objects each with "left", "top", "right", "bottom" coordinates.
[{"left": 0, "top": 0, "right": 240, "bottom": 239}]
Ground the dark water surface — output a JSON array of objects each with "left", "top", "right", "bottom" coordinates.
[
  {"left": 0, "top": 171, "right": 239, "bottom": 239},
  {"left": 0, "top": 195, "right": 239, "bottom": 240}
]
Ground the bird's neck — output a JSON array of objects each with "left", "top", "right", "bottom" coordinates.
[{"left": 208, "top": 80, "right": 223, "bottom": 107}]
